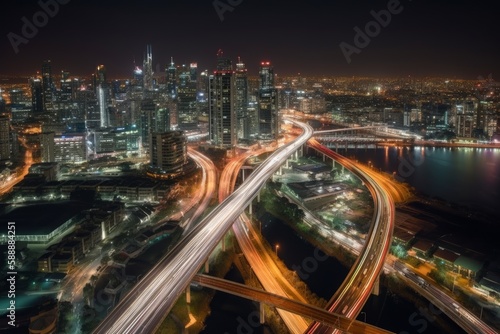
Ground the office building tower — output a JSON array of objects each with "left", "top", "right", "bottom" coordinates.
[
  {"left": 235, "top": 57, "right": 249, "bottom": 140},
  {"left": 94, "top": 65, "right": 107, "bottom": 89},
  {"left": 31, "top": 78, "right": 44, "bottom": 114},
  {"left": 166, "top": 57, "right": 177, "bottom": 98},
  {"left": 259, "top": 61, "right": 274, "bottom": 90},
  {"left": 42, "top": 60, "right": 55, "bottom": 113},
  {"left": 10, "top": 89, "right": 31, "bottom": 123},
  {"left": 149, "top": 131, "right": 187, "bottom": 174},
  {"left": 177, "top": 64, "right": 198, "bottom": 130},
  {"left": 60, "top": 73, "right": 72, "bottom": 103},
  {"left": 258, "top": 61, "right": 279, "bottom": 140},
  {"left": 41, "top": 132, "right": 55, "bottom": 162},
  {"left": 98, "top": 84, "right": 109, "bottom": 128},
  {"left": 132, "top": 66, "right": 144, "bottom": 89},
  {"left": 209, "top": 51, "right": 236, "bottom": 149},
  {"left": 140, "top": 100, "right": 155, "bottom": 148},
  {"left": 143, "top": 44, "right": 154, "bottom": 91},
  {"left": 54, "top": 133, "right": 86, "bottom": 162},
  {"left": 94, "top": 65, "right": 109, "bottom": 128},
  {"left": 0, "top": 115, "right": 10, "bottom": 161},
  {"left": 190, "top": 63, "right": 198, "bottom": 83}
]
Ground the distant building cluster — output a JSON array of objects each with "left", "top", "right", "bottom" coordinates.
[{"left": 0, "top": 46, "right": 289, "bottom": 181}]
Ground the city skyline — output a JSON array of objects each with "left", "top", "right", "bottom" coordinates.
[{"left": 1, "top": 0, "right": 499, "bottom": 79}]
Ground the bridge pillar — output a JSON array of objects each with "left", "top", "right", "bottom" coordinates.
[
  {"left": 260, "top": 302, "right": 265, "bottom": 324},
  {"left": 285, "top": 158, "right": 289, "bottom": 168},
  {"left": 257, "top": 193, "right": 260, "bottom": 203},
  {"left": 248, "top": 202, "right": 252, "bottom": 215},
  {"left": 372, "top": 274, "right": 380, "bottom": 296},
  {"left": 186, "top": 285, "right": 191, "bottom": 304},
  {"left": 241, "top": 168, "right": 245, "bottom": 182},
  {"left": 205, "top": 260, "right": 209, "bottom": 273},
  {"left": 222, "top": 235, "right": 226, "bottom": 252}
]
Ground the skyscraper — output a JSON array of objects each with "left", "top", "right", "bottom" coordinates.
[
  {"left": 209, "top": 51, "right": 236, "bottom": 149},
  {"left": 148, "top": 131, "right": 187, "bottom": 175},
  {"left": 258, "top": 61, "right": 279, "bottom": 140},
  {"left": 166, "top": 57, "right": 177, "bottom": 99},
  {"left": 30, "top": 78, "right": 44, "bottom": 114},
  {"left": 235, "top": 57, "right": 249, "bottom": 140},
  {"left": 41, "top": 60, "right": 54, "bottom": 114},
  {"left": 0, "top": 115, "right": 10, "bottom": 161},
  {"left": 143, "top": 44, "right": 154, "bottom": 91},
  {"left": 95, "top": 65, "right": 109, "bottom": 128},
  {"left": 177, "top": 64, "right": 198, "bottom": 130}
]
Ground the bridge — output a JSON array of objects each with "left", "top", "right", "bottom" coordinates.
[{"left": 192, "top": 274, "right": 394, "bottom": 334}]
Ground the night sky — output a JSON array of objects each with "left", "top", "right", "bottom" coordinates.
[{"left": 0, "top": 0, "right": 499, "bottom": 79}]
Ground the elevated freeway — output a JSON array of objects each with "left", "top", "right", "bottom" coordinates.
[{"left": 92, "top": 119, "right": 313, "bottom": 334}]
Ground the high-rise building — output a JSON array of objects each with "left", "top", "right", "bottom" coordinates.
[
  {"left": 9, "top": 89, "right": 30, "bottom": 123},
  {"left": 98, "top": 85, "right": 109, "bottom": 128},
  {"left": 166, "top": 57, "right": 177, "bottom": 98},
  {"left": 143, "top": 44, "right": 154, "bottom": 91},
  {"left": 149, "top": 131, "right": 187, "bottom": 175},
  {"left": 42, "top": 60, "right": 55, "bottom": 113},
  {"left": 40, "top": 132, "right": 55, "bottom": 162},
  {"left": 259, "top": 61, "right": 274, "bottom": 90},
  {"left": 258, "top": 61, "right": 279, "bottom": 140},
  {"left": 94, "top": 65, "right": 109, "bottom": 128},
  {"left": 177, "top": 64, "right": 198, "bottom": 130},
  {"left": 94, "top": 65, "right": 107, "bottom": 88},
  {"left": 30, "top": 78, "right": 44, "bottom": 114},
  {"left": 235, "top": 57, "right": 249, "bottom": 140},
  {"left": 139, "top": 99, "right": 170, "bottom": 147},
  {"left": 54, "top": 133, "right": 86, "bottom": 162},
  {"left": 209, "top": 51, "right": 236, "bottom": 149},
  {"left": 0, "top": 115, "right": 10, "bottom": 161},
  {"left": 132, "top": 66, "right": 144, "bottom": 89}
]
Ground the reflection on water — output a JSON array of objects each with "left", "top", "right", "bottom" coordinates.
[{"left": 347, "top": 147, "right": 500, "bottom": 220}]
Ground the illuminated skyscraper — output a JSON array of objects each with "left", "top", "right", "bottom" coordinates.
[
  {"left": 98, "top": 85, "right": 109, "bottom": 128},
  {"left": 177, "top": 64, "right": 198, "bottom": 129},
  {"left": 41, "top": 60, "right": 54, "bottom": 113},
  {"left": 235, "top": 57, "right": 249, "bottom": 140},
  {"left": 258, "top": 61, "right": 279, "bottom": 140},
  {"left": 94, "top": 65, "right": 109, "bottom": 128},
  {"left": 148, "top": 131, "right": 187, "bottom": 175},
  {"left": 0, "top": 115, "right": 10, "bottom": 161},
  {"left": 30, "top": 78, "right": 44, "bottom": 114},
  {"left": 209, "top": 50, "right": 236, "bottom": 149},
  {"left": 143, "top": 44, "right": 154, "bottom": 91},
  {"left": 166, "top": 57, "right": 177, "bottom": 98}
]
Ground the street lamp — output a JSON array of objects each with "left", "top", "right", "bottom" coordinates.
[{"left": 275, "top": 244, "right": 279, "bottom": 257}]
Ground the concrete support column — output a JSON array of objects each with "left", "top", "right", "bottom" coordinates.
[
  {"left": 222, "top": 235, "right": 226, "bottom": 252},
  {"left": 248, "top": 202, "right": 252, "bottom": 215},
  {"left": 186, "top": 285, "right": 191, "bottom": 304},
  {"left": 205, "top": 260, "right": 209, "bottom": 273},
  {"left": 260, "top": 302, "right": 265, "bottom": 324}
]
